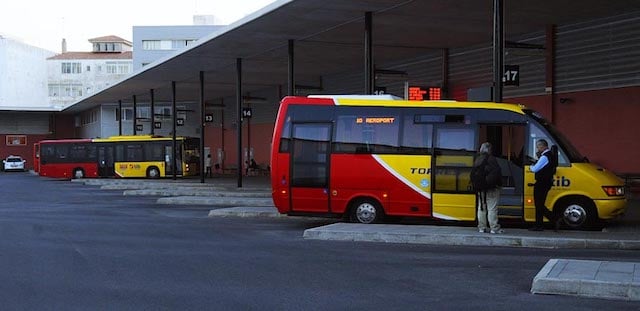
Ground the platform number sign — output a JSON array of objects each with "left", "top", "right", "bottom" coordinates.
[
  {"left": 503, "top": 65, "right": 520, "bottom": 86},
  {"left": 136, "top": 124, "right": 143, "bottom": 131},
  {"left": 242, "top": 108, "right": 253, "bottom": 119},
  {"left": 176, "top": 118, "right": 185, "bottom": 126},
  {"left": 205, "top": 114, "right": 214, "bottom": 123}
]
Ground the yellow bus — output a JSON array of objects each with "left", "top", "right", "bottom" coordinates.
[
  {"left": 270, "top": 95, "right": 626, "bottom": 229},
  {"left": 92, "top": 135, "right": 200, "bottom": 178}
]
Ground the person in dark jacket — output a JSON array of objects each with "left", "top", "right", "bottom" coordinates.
[
  {"left": 529, "top": 139, "right": 560, "bottom": 231},
  {"left": 474, "top": 142, "right": 504, "bottom": 234}
]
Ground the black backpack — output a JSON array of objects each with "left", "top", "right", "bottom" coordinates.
[
  {"left": 470, "top": 157, "right": 489, "bottom": 191},
  {"left": 470, "top": 156, "right": 500, "bottom": 192}
]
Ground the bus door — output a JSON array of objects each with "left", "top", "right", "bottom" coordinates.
[
  {"left": 479, "top": 124, "right": 526, "bottom": 220},
  {"left": 289, "top": 123, "right": 332, "bottom": 213},
  {"left": 431, "top": 124, "right": 476, "bottom": 221},
  {"left": 98, "top": 144, "right": 115, "bottom": 177},
  {"left": 164, "top": 144, "right": 183, "bottom": 176}
]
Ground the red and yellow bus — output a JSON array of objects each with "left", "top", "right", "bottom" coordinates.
[
  {"left": 270, "top": 95, "right": 627, "bottom": 229},
  {"left": 38, "top": 135, "right": 200, "bottom": 179}
]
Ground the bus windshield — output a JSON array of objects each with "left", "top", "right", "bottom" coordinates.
[{"left": 524, "top": 109, "right": 586, "bottom": 163}]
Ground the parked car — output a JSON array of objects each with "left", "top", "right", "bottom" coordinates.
[{"left": 3, "top": 155, "right": 26, "bottom": 172}]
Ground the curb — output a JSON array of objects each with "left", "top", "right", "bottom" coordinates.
[
  {"left": 156, "top": 196, "right": 274, "bottom": 207},
  {"left": 302, "top": 223, "right": 640, "bottom": 250},
  {"left": 531, "top": 259, "right": 640, "bottom": 301},
  {"left": 123, "top": 189, "right": 271, "bottom": 198},
  {"left": 207, "top": 207, "right": 283, "bottom": 218}
]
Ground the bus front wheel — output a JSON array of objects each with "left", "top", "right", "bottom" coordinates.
[
  {"left": 556, "top": 197, "right": 597, "bottom": 230},
  {"left": 73, "top": 168, "right": 85, "bottom": 179},
  {"left": 349, "top": 199, "right": 383, "bottom": 224},
  {"left": 147, "top": 167, "right": 160, "bottom": 179}
]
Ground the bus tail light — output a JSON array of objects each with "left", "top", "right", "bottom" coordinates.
[{"left": 602, "top": 186, "right": 625, "bottom": 197}]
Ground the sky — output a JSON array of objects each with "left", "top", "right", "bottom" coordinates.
[{"left": 0, "top": 0, "right": 277, "bottom": 53}]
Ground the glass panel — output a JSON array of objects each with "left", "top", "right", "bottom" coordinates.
[
  {"left": 434, "top": 126, "right": 475, "bottom": 193},
  {"left": 334, "top": 107, "right": 399, "bottom": 154},
  {"left": 401, "top": 114, "right": 432, "bottom": 154},
  {"left": 291, "top": 124, "right": 331, "bottom": 187}
]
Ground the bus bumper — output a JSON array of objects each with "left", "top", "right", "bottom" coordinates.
[{"left": 595, "top": 198, "right": 627, "bottom": 220}]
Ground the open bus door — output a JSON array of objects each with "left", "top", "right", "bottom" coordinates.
[
  {"left": 289, "top": 123, "right": 332, "bottom": 213},
  {"left": 479, "top": 124, "right": 527, "bottom": 221},
  {"left": 98, "top": 144, "right": 115, "bottom": 177}
]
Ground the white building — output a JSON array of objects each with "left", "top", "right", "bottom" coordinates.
[
  {"left": 132, "top": 19, "right": 223, "bottom": 71},
  {"left": 47, "top": 36, "right": 132, "bottom": 109},
  {"left": 0, "top": 35, "right": 55, "bottom": 108}
]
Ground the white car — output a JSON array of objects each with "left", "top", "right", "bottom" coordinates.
[{"left": 3, "top": 155, "right": 26, "bottom": 172}]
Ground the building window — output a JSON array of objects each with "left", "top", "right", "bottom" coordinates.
[
  {"left": 62, "top": 62, "right": 82, "bottom": 74},
  {"left": 142, "top": 40, "right": 161, "bottom": 50},
  {"left": 153, "top": 106, "right": 187, "bottom": 121},
  {"left": 81, "top": 109, "right": 98, "bottom": 125},
  {"left": 106, "top": 61, "right": 131, "bottom": 74},
  {"left": 86, "top": 65, "right": 91, "bottom": 72},
  {"left": 171, "top": 40, "right": 196, "bottom": 49},
  {"left": 49, "top": 84, "right": 82, "bottom": 97},
  {"left": 122, "top": 108, "right": 134, "bottom": 121},
  {"left": 137, "top": 107, "right": 150, "bottom": 119},
  {"left": 155, "top": 107, "right": 172, "bottom": 120},
  {"left": 48, "top": 84, "right": 59, "bottom": 97},
  {"left": 6, "top": 135, "right": 27, "bottom": 146}
]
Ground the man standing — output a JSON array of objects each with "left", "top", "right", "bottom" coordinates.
[
  {"left": 205, "top": 154, "right": 213, "bottom": 178},
  {"left": 529, "top": 139, "right": 559, "bottom": 231},
  {"left": 473, "top": 142, "right": 504, "bottom": 234}
]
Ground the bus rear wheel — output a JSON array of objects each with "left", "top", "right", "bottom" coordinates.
[
  {"left": 557, "top": 197, "right": 597, "bottom": 230},
  {"left": 73, "top": 168, "right": 85, "bottom": 179},
  {"left": 147, "top": 167, "right": 160, "bottom": 179},
  {"left": 350, "top": 199, "right": 383, "bottom": 224}
]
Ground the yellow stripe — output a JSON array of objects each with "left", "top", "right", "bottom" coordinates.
[
  {"left": 373, "top": 154, "right": 432, "bottom": 199},
  {"left": 335, "top": 98, "right": 526, "bottom": 115}
]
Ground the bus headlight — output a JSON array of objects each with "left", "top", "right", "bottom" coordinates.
[{"left": 602, "top": 186, "right": 625, "bottom": 197}]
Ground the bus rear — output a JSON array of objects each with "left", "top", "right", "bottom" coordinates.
[{"left": 38, "top": 139, "right": 98, "bottom": 179}]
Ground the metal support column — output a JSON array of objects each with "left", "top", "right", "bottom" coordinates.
[
  {"left": 546, "top": 25, "right": 556, "bottom": 123},
  {"left": 492, "top": 0, "right": 504, "bottom": 103},
  {"left": 288, "top": 39, "right": 295, "bottom": 96},
  {"left": 150, "top": 89, "right": 155, "bottom": 136},
  {"left": 118, "top": 100, "right": 122, "bottom": 135},
  {"left": 441, "top": 49, "right": 449, "bottom": 99},
  {"left": 236, "top": 58, "right": 243, "bottom": 188},
  {"left": 199, "top": 71, "right": 205, "bottom": 183},
  {"left": 364, "top": 12, "right": 374, "bottom": 95},
  {"left": 172, "top": 81, "right": 177, "bottom": 180},
  {"left": 132, "top": 95, "right": 137, "bottom": 135}
]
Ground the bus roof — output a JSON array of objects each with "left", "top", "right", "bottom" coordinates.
[
  {"left": 92, "top": 135, "right": 187, "bottom": 142},
  {"left": 282, "top": 95, "right": 527, "bottom": 115},
  {"left": 38, "top": 138, "right": 93, "bottom": 144}
]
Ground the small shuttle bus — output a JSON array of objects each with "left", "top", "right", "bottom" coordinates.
[{"left": 270, "top": 95, "right": 627, "bottom": 229}]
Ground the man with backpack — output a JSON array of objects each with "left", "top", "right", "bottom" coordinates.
[{"left": 471, "top": 142, "right": 504, "bottom": 234}]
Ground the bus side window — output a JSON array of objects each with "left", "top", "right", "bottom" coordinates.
[{"left": 528, "top": 123, "right": 569, "bottom": 165}]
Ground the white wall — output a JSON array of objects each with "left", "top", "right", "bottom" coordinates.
[
  {"left": 0, "top": 37, "right": 55, "bottom": 108},
  {"left": 47, "top": 58, "right": 132, "bottom": 109}
]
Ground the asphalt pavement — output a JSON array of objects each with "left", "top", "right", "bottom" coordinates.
[{"left": 72, "top": 175, "right": 640, "bottom": 301}]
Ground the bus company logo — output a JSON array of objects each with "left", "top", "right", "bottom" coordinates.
[
  {"left": 410, "top": 168, "right": 431, "bottom": 175},
  {"left": 553, "top": 176, "right": 571, "bottom": 187},
  {"left": 420, "top": 179, "right": 429, "bottom": 188},
  {"left": 118, "top": 164, "right": 128, "bottom": 170},
  {"left": 128, "top": 164, "right": 141, "bottom": 169}
]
